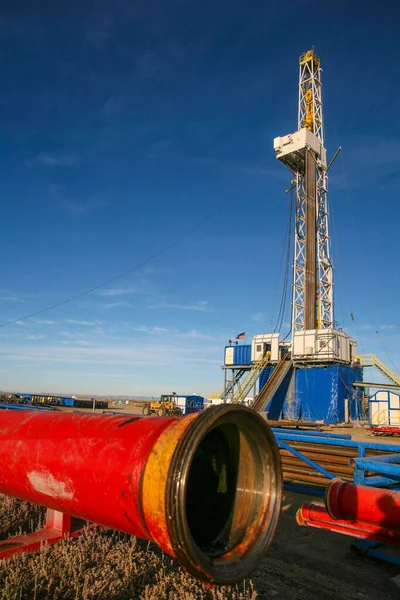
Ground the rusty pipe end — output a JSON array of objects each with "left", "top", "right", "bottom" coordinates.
[
  {"left": 145, "top": 404, "right": 282, "bottom": 585},
  {"left": 325, "top": 478, "right": 346, "bottom": 520}
]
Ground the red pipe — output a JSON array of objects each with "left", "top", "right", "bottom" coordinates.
[
  {"left": 297, "top": 503, "right": 400, "bottom": 546},
  {"left": 0, "top": 404, "right": 282, "bottom": 585},
  {"left": 326, "top": 479, "right": 400, "bottom": 530}
]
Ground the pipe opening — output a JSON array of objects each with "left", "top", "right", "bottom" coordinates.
[
  {"left": 185, "top": 424, "right": 239, "bottom": 554},
  {"left": 167, "top": 405, "right": 282, "bottom": 585}
]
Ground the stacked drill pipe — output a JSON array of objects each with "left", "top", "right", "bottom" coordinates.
[
  {"left": 297, "top": 479, "right": 400, "bottom": 545},
  {"left": 0, "top": 404, "right": 282, "bottom": 586},
  {"left": 274, "top": 432, "right": 393, "bottom": 491},
  {"left": 280, "top": 442, "right": 355, "bottom": 488}
]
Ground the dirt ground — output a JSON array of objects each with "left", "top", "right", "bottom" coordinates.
[
  {"left": 0, "top": 491, "right": 398, "bottom": 599},
  {"left": 251, "top": 492, "right": 399, "bottom": 600}
]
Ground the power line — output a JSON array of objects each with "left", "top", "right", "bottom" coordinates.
[
  {"left": 273, "top": 187, "right": 293, "bottom": 334},
  {"left": 376, "top": 330, "right": 400, "bottom": 376},
  {"left": 0, "top": 203, "right": 229, "bottom": 328}
]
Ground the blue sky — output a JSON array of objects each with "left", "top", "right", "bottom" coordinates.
[{"left": 0, "top": 1, "right": 399, "bottom": 396}]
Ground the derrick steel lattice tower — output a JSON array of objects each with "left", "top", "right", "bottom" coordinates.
[{"left": 274, "top": 50, "right": 333, "bottom": 332}]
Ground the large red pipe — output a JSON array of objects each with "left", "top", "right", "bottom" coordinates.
[
  {"left": 0, "top": 404, "right": 282, "bottom": 585},
  {"left": 296, "top": 503, "right": 400, "bottom": 545},
  {"left": 326, "top": 479, "right": 400, "bottom": 530}
]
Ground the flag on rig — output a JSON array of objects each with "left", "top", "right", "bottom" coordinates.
[{"left": 235, "top": 332, "right": 246, "bottom": 340}]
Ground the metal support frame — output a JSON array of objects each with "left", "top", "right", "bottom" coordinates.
[
  {"left": 275, "top": 430, "right": 400, "bottom": 494},
  {"left": 282, "top": 429, "right": 400, "bottom": 567},
  {"left": 292, "top": 50, "right": 333, "bottom": 332},
  {"left": 0, "top": 509, "right": 89, "bottom": 559},
  {"left": 221, "top": 366, "right": 251, "bottom": 401},
  {"left": 351, "top": 454, "right": 400, "bottom": 488},
  {"left": 351, "top": 539, "right": 400, "bottom": 567}
]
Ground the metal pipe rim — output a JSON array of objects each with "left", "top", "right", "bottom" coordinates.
[{"left": 166, "top": 404, "right": 282, "bottom": 585}]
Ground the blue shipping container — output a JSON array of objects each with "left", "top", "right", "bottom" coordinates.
[
  {"left": 62, "top": 397, "right": 75, "bottom": 407},
  {"left": 234, "top": 344, "right": 251, "bottom": 366},
  {"left": 184, "top": 395, "right": 205, "bottom": 414}
]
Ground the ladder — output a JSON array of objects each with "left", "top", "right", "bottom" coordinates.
[
  {"left": 229, "top": 352, "right": 272, "bottom": 404},
  {"left": 354, "top": 354, "right": 400, "bottom": 386}
]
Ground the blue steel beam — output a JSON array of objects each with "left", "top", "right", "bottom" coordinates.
[
  {"left": 350, "top": 453, "right": 400, "bottom": 466},
  {"left": 351, "top": 460, "right": 400, "bottom": 479},
  {"left": 272, "top": 428, "right": 351, "bottom": 440},
  {"left": 275, "top": 432, "right": 400, "bottom": 454},
  {"left": 278, "top": 438, "right": 336, "bottom": 480}
]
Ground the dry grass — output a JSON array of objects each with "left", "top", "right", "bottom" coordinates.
[
  {"left": 0, "top": 495, "right": 45, "bottom": 540},
  {"left": 0, "top": 495, "right": 257, "bottom": 600}
]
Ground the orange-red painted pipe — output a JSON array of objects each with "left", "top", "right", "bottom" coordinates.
[
  {"left": 296, "top": 503, "right": 400, "bottom": 545},
  {"left": 326, "top": 479, "right": 400, "bottom": 530},
  {"left": 0, "top": 404, "right": 282, "bottom": 585}
]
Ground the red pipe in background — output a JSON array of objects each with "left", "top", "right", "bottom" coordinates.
[
  {"left": 296, "top": 503, "right": 400, "bottom": 546},
  {"left": 326, "top": 479, "right": 400, "bottom": 530},
  {"left": 0, "top": 404, "right": 282, "bottom": 585}
]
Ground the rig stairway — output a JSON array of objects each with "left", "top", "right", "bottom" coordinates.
[
  {"left": 354, "top": 354, "right": 400, "bottom": 386},
  {"left": 252, "top": 354, "right": 293, "bottom": 412},
  {"left": 222, "top": 369, "right": 248, "bottom": 400},
  {"left": 229, "top": 351, "right": 272, "bottom": 404}
]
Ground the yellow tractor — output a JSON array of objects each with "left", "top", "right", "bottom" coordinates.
[{"left": 142, "top": 394, "right": 183, "bottom": 417}]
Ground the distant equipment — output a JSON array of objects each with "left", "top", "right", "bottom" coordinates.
[
  {"left": 368, "top": 389, "right": 400, "bottom": 434},
  {"left": 142, "top": 394, "right": 205, "bottom": 417}
]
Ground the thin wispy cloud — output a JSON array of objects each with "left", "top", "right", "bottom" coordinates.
[
  {"left": 0, "top": 296, "right": 24, "bottom": 302},
  {"left": 27, "top": 152, "right": 81, "bottom": 167},
  {"left": 26, "top": 334, "right": 46, "bottom": 340},
  {"left": 98, "top": 288, "right": 143, "bottom": 297},
  {"left": 133, "top": 325, "right": 214, "bottom": 340},
  {"left": 59, "top": 200, "right": 107, "bottom": 216},
  {"left": 59, "top": 331, "right": 86, "bottom": 339},
  {"left": 251, "top": 312, "right": 263, "bottom": 323},
  {"left": 0, "top": 342, "right": 214, "bottom": 368},
  {"left": 66, "top": 319, "right": 103, "bottom": 327},
  {"left": 360, "top": 324, "right": 397, "bottom": 332},
  {"left": 134, "top": 325, "right": 171, "bottom": 334},
  {"left": 170, "top": 155, "right": 285, "bottom": 179},
  {"left": 103, "top": 301, "right": 133, "bottom": 309},
  {"left": 31, "top": 319, "right": 56, "bottom": 325},
  {"left": 174, "top": 329, "right": 213, "bottom": 340},
  {"left": 149, "top": 300, "right": 211, "bottom": 312}
]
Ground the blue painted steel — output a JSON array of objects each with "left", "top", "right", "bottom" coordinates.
[
  {"left": 267, "top": 365, "right": 295, "bottom": 420},
  {"left": 355, "top": 473, "right": 400, "bottom": 487},
  {"left": 0, "top": 404, "right": 53, "bottom": 411},
  {"left": 287, "top": 365, "right": 364, "bottom": 424},
  {"left": 234, "top": 344, "right": 251, "bottom": 366},
  {"left": 352, "top": 540, "right": 400, "bottom": 567},
  {"left": 278, "top": 438, "right": 336, "bottom": 480},
  {"left": 184, "top": 395, "right": 204, "bottom": 414},
  {"left": 259, "top": 366, "right": 274, "bottom": 392},
  {"left": 283, "top": 484, "right": 325, "bottom": 497},
  {"left": 354, "top": 453, "right": 400, "bottom": 465},
  {"left": 224, "top": 345, "right": 252, "bottom": 366},
  {"left": 352, "top": 454, "right": 400, "bottom": 487},
  {"left": 275, "top": 432, "right": 400, "bottom": 453},
  {"left": 271, "top": 428, "right": 351, "bottom": 439}
]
